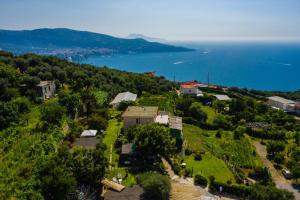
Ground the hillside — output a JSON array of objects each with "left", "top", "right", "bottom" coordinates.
[{"left": 0, "top": 28, "right": 193, "bottom": 58}]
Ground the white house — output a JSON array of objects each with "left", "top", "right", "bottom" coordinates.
[
  {"left": 110, "top": 91, "right": 137, "bottom": 107},
  {"left": 180, "top": 81, "right": 202, "bottom": 96},
  {"left": 267, "top": 96, "right": 295, "bottom": 112}
]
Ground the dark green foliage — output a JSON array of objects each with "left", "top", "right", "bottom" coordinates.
[
  {"left": 215, "top": 129, "right": 222, "bottom": 138},
  {"left": 194, "top": 174, "right": 208, "bottom": 186},
  {"left": 266, "top": 141, "right": 285, "bottom": 155},
  {"left": 70, "top": 144, "right": 107, "bottom": 185},
  {"left": 117, "top": 100, "right": 136, "bottom": 111},
  {"left": 291, "top": 164, "right": 300, "bottom": 182},
  {"left": 194, "top": 152, "right": 202, "bottom": 161},
  {"left": 58, "top": 92, "right": 81, "bottom": 118},
  {"left": 249, "top": 184, "right": 295, "bottom": 200},
  {"left": 233, "top": 126, "right": 246, "bottom": 139},
  {"left": 86, "top": 114, "right": 108, "bottom": 131},
  {"left": 188, "top": 102, "right": 208, "bottom": 125},
  {"left": 213, "top": 115, "right": 233, "bottom": 130},
  {"left": 137, "top": 172, "right": 171, "bottom": 200},
  {"left": 129, "top": 124, "right": 176, "bottom": 158},
  {"left": 41, "top": 102, "right": 66, "bottom": 125},
  {"left": 39, "top": 156, "right": 77, "bottom": 200},
  {"left": 291, "top": 147, "right": 300, "bottom": 162},
  {"left": 0, "top": 101, "right": 19, "bottom": 129},
  {"left": 249, "top": 167, "right": 272, "bottom": 184},
  {"left": 210, "top": 181, "right": 251, "bottom": 197}
]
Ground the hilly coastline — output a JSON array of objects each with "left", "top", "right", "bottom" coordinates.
[{"left": 0, "top": 28, "right": 193, "bottom": 60}]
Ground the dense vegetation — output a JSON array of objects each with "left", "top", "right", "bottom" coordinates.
[
  {"left": 0, "top": 50, "right": 176, "bottom": 199},
  {"left": 0, "top": 50, "right": 299, "bottom": 199}
]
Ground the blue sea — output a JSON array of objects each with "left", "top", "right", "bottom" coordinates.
[{"left": 79, "top": 43, "right": 300, "bottom": 91}]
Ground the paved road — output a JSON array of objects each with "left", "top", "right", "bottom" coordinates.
[{"left": 253, "top": 141, "right": 300, "bottom": 200}]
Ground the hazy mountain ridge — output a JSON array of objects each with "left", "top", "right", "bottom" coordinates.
[{"left": 0, "top": 28, "right": 193, "bottom": 59}]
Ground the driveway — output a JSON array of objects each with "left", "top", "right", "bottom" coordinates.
[{"left": 253, "top": 141, "right": 300, "bottom": 199}]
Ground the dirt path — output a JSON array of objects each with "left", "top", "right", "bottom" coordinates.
[
  {"left": 161, "top": 158, "right": 236, "bottom": 200},
  {"left": 253, "top": 141, "right": 300, "bottom": 199}
]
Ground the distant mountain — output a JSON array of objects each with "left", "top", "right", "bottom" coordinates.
[
  {"left": 127, "top": 33, "right": 168, "bottom": 43},
  {"left": 0, "top": 28, "right": 193, "bottom": 59}
]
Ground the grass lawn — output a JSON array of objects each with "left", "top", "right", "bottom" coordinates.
[
  {"left": 107, "top": 167, "right": 137, "bottom": 187},
  {"left": 102, "top": 118, "right": 122, "bottom": 164},
  {"left": 184, "top": 153, "right": 235, "bottom": 183},
  {"left": 201, "top": 105, "right": 218, "bottom": 124},
  {"left": 102, "top": 112, "right": 137, "bottom": 187},
  {"left": 183, "top": 123, "right": 262, "bottom": 174}
]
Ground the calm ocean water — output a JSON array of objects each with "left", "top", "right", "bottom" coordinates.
[{"left": 79, "top": 43, "right": 300, "bottom": 91}]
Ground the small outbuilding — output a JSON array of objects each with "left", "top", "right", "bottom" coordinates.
[
  {"left": 81, "top": 130, "right": 98, "bottom": 137},
  {"left": 110, "top": 92, "right": 137, "bottom": 107},
  {"left": 214, "top": 94, "right": 231, "bottom": 101},
  {"left": 36, "top": 81, "right": 56, "bottom": 99}
]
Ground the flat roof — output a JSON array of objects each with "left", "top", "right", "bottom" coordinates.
[
  {"left": 214, "top": 94, "right": 231, "bottom": 101},
  {"left": 81, "top": 130, "right": 98, "bottom": 137},
  {"left": 36, "top": 81, "right": 53, "bottom": 87},
  {"left": 268, "top": 96, "right": 295, "bottom": 104},
  {"left": 169, "top": 116, "right": 182, "bottom": 131},
  {"left": 122, "top": 106, "right": 158, "bottom": 118},
  {"left": 155, "top": 114, "right": 169, "bottom": 125},
  {"left": 110, "top": 92, "right": 137, "bottom": 105}
]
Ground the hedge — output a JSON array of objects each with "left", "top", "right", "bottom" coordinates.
[{"left": 209, "top": 181, "right": 251, "bottom": 197}]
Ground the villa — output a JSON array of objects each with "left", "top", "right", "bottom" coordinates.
[
  {"left": 122, "top": 106, "right": 159, "bottom": 130},
  {"left": 180, "top": 81, "right": 203, "bottom": 96},
  {"left": 267, "top": 96, "right": 295, "bottom": 112}
]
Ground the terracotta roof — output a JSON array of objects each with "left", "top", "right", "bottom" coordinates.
[{"left": 180, "top": 84, "right": 198, "bottom": 89}]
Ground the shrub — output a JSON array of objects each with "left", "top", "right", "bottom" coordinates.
[
  {"left": 209, "top": 181, "right": 251, "bottom": 197},
  {"left": 185, "top": 148, "right": 192, "bottom": 156},
  {"left": 194, "top": 152, "right": 202, "bottom": 161},
  {"left": 184, "top": 168, "right": 193, "bottom": 177},
  {"left": 137, "top": 172, "right": 171, "bottom": 200},
  {"left": 194, "top": 174, "right": 207, "bottom": 187},
  {"left": 117, "top": 100, "right": 136, "bottom": 111},
  {"left": 215, "top": 129, "right": 222, "bottom": 138}
]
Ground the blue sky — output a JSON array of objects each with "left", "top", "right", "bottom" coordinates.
[{"left": 1, "top": 0, "right": 300, "bottom": 41}]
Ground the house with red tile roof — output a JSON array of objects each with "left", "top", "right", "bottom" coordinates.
[{"left": 180, "top": 81, "right": 203, "bottom": 96}]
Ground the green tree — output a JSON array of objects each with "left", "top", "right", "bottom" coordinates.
[
  {"left": 59, "top": 92, "right": 81, "bottom": 118},
  {"left": 131, "top": 123, "right": 175, "bottom": 158},
  {"left": 233, "top": 125, "right": 246, "bottom": 139},
  {"left": 137, "top": 172, "right": 171, "bottom": 200},
  {"left": 39, "top": 157, "right": 76, "bottom": 200},
  {"left": 291, "top": 164, "right": 300, "bottom": 183},
  {"left": 86, "top": 114, "right": 108, "bottom": 131},
  {"left": 188, "top": 102, "right": 207, "bottom": 125},
  {"left": 70, "top": 144, "right": 107, "bottom": 185},
  {"left": 266, "top": 141, "right": 285, "bottom": 155},
  {"left": 41, "top": 102, "right": 66, "bottom": 125},
  {"left": 213, "top": 115, "right": 233, "bottom": 130}
]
